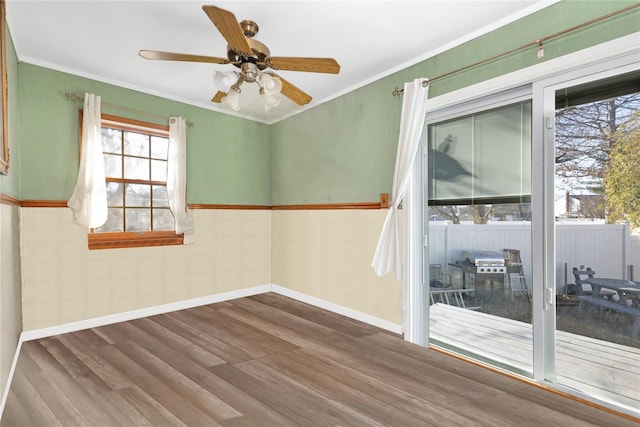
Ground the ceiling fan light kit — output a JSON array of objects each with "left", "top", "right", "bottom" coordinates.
[{"left": 139, "top": 4, "right": 340, "bottom": 112}]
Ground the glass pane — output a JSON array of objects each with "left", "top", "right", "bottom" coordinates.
[
  {"left": 428, "top": 203, "right": 533, "bottom": 375},
  {"left": 123, "top": 131, "right": 149, "bottom": 157},
  {"left": 151, "top": 159, "right": 167, "bottom": 182},
  {"left": 125, "top": 183, "right": 151, "bottom": 207},
  {"left": 151, "top": 136, "right": 169, "bottom": 159},
  {"left": 103, "top": 154, "right": 122, "bottom": 178},
  {"left": 95, "top": 208, "right": 123, "bottom": 232},
  {"left": 124, "top": 156, "right": 150, "bottom": 180},
  {"left": 153, "top": 208, "right": 175, "bottom": 231},
  {"left": 427, "top": 98, "right": 533, "bottom": 378},
  {"left": 554, "top": 83, "right": 640, "bottom": 410},
  {"left": 125, "top": 208, "right": 151, "bottom": 232},
  {"left": 152, "top": 185, "right": 169, "bottom": 208},
  {"left": 106, "top": 182, "right": 123, "bottom": 206},
  {"left": 101, "top": 128, "right": 122, "bottom": 154}
]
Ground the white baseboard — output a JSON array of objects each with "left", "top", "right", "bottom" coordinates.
[
  {"left": 0, "top": 340, "right": 22, "bottom": 418},
  {"left": 20, "top": 284, "right": 402, "bottom": 342},
  {"left": 272, "top": 285, "right": 403, "bottom": 334},
  {"left": 20, "top": 284, "right": 272, "bottom": 342},
  {"left": 1, "top": 284, "right": 401, "bottom": 419}
]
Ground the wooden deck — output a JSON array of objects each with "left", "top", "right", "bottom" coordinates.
[
  {"left": 430, "top": 303, "right": 640, "bottom": 412},
  {"left": 2, "top": 293, "right": 638, "bottom": 426}
]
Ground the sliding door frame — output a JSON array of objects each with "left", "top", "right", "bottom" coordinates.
[
  {"left": 407, "top": 33, "right": 639, "bottom": 415},
  {"left": 534, "top": 53, "right": 639, "bottom": 406}
]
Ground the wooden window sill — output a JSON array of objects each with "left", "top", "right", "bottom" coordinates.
[{"left": 88, "top": 231, "right": 184, "bottom": 250}]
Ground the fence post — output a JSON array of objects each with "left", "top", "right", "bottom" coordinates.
[{"left": 623, "top": 221, "right": 630, "bottom": 279}]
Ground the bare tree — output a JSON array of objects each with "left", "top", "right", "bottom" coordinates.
[
  {"left": 555, "top": 94, "right": 639, "bottom": 185},
  {"left": 430, "top": 205, "right": 497, "bottom": 224},
  {"left": 555, "top": 93, "right": 640, "bottom": 222}
]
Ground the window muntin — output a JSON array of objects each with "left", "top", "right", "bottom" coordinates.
[{"left": 85, "top": 114, "right": 183, "bottom": 249}]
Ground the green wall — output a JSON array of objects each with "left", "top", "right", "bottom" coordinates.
[
  {"left": 0, "top": 23, "right": 19, "bottom": 198},
  {"left": 271, "top": 0, "right": 640, "bottom": 205},
  {"left": 11, "top": 1, "right": 639, "bottom": 206},
  {"left": 18, "top": 64, "right": 271, "bottom": 204}
]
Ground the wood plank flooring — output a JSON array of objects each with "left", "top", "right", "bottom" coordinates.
[{"left": 1, "top": 293, "right": 638, "bottom": 426}]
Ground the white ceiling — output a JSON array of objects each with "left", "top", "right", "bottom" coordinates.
[{"left": 6, "top": 1, "right": 556, "bottom": 124}]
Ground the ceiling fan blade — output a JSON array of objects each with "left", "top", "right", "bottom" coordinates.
[
  {"left": 211, "top": 91, "right": 227, "bottom": 103},
  {"left": 276, "top": 75, "right": 312, "bottom": 105},
  {"left": 139, "top": 50, "right": 230, "bottom": 64},
  {"left": 267, "top": 57, "right": 340, "bottom": 74},
  {"left": 202, "top": 5, "right": 252, "bottom": 55}
]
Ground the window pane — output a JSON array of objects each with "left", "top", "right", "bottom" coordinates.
[
  {"left": 101, "top": 128, "right": 122, "bottom": 154},
  {"left": 151, "top": 159, "right": 167, "bottom": 182},
  {"left": 153, "top": 208, "right": 175, "bottom": 231},
  {"left": 96, "top": 208, "right": 123, "bottom": 232},
  {"left": 125, "top": 208, "right": 151, "bottom": 232},
  {"left": 125, "top": 183, "right": 151, "bottom": 207},
  {"left": 104, "top": 154, "right": 122, "bottom": 178},
  {"left": 152, "top": 185, "right": 169, "bottom": 208},
  {"left": 151, "top": 136, "right": 169, "bottom": 159},
  {"left": 106, "top": 182, "right": 123, "bottom": 206},
  {"left": 124, "top": 132, "right": 149, "bottom": 157},
  {"left": 124, "top": 156, "right": 150, "bottom": 180}
]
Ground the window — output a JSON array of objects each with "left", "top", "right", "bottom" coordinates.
[{"left": 86, "top": 113, "right": 183, "bottom": 249}]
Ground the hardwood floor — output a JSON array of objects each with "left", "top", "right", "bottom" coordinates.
[{"left": 1, "top": 292, "right": 637, "bottom": 426}]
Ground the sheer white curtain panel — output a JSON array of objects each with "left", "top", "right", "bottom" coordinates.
[
  {"left": 67, "top": 93, "right": 108, "bottom": 228},
  {"left": 167, "top": 116, "right": 195, "bottom": 244},
  {"left": 371, "top": 78, "right": 429, "bottom": 279}
]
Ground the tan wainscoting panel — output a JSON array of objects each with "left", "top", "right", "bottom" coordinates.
[
  {"left": 271, "top": 209, "right": 402, "bottom": 325},
  {"left": 19, "top": 208, "right": 272, "bottom": 330}
]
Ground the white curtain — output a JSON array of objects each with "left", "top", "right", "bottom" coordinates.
[
  {"left": 167, "top": 116, "right": 195, "bottom": 244},
  {"left": 371, "top": 79, "right": 429, "bottom": 279},
  {"left": 67, "top": 93, "right": 108, "bottom": 228}
]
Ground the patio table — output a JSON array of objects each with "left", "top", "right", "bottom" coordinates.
[
  {"left": 582, "top": 278, "right": 640, "bottom": 338},
  {"left": 585, "top": 278, "right": 640, "bottom": 304}
]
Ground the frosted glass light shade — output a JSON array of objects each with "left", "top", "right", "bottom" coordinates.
[
  {"left": 260, "top": 74, "right": 282, "bottom": 95},
  {"left": 213, "top": 71, "right": 237, "bottom": 92},
  {"left": 222, "top": 88, "right": 241, "bottom": 111},
  {"left": 261, "top": 91, "right": 280, "bottom": 111}
]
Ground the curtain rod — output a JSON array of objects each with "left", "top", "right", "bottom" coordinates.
[
  {"left": 64, "top": 92, "right": 195, "bottom": 128},
  {"left": 392, "top": 3, "right": 640, "bottom": 97}
]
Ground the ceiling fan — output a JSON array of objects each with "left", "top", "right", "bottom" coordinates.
[{"left": 139, "top": 5, "right": 340, "bottom": 111}]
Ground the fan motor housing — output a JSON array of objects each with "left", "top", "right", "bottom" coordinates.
[
  {"left": 227, "top": 19, "right": 270, "bottom": 70},
  {"left": 227, "top": 39, "right": 270, "bottom": 70}
]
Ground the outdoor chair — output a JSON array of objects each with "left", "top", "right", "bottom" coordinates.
[
  {"left": 429, "top": 264, "right": 453, "bottom": 289},
  {"left": 509, "top": 273, "right": 531, "bottom": 301},
  {"left": 572, "top": 267, "right": 617, "bottom": 300}
]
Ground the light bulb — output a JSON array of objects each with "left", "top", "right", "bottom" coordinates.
[
  {"left": 213, "top": 71, "right": 237, "bottom": 92},
  {"left": 260, "top": 74, "right": 282, "bottom": 95}
]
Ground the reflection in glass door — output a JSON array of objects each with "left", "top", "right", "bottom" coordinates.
[{"left": 552, "top": 71, "right": 640, "bottom": 412}]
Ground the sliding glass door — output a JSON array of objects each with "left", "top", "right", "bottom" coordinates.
[
  {"left": 422, "top": 44, "right": 639, "bottom": 416},
  {"left": 426, "top": 90, "right": 534, "bottom": 376},
  {"left": 549, "top": 69, "right": 640, "bottom": 413}
]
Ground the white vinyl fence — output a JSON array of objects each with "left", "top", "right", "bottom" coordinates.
[{"left": 428, "top": 222, "right": 639, "bottom": 293}]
